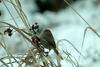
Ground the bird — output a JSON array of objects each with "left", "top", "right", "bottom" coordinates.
[
  {"left": 39, "top": 29, "right": 59, "bottom": 55},
  {"left": 31, "top": 29, "right": 63, "bottom": 59}
]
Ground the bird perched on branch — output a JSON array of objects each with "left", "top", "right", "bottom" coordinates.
[
  {"left": 32, "top": 29, "right": 63, "bottom": 59},
  {"left": 40, "top": 29, "right": 59, "bottom": 54}
]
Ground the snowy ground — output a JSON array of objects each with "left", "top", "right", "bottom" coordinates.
[{"left": 0, "top": 0, "right": 100, "bottom": 67}]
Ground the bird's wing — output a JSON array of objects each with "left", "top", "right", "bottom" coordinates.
[{"left": 40, "top": 29, "right": 56, "bottom": 48}]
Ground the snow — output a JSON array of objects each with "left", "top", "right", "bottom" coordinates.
[{"left": 0, "top": 0, "right": 100, "bottom": 67}]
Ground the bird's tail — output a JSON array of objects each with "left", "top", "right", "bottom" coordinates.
[{"left": 54, "top": 48, "right": 63, "bottom": 60}]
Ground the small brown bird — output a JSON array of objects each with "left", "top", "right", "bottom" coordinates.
[
  {"left": 31, "top": 29, "right": 63, "bottom": 59},
  {"left": 40, "top": 29, "right": 59, "bottom": 55}
]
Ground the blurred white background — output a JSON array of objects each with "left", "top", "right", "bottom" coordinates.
[{"left": 0, "top": 0, "right": 100, "bottom": 67}]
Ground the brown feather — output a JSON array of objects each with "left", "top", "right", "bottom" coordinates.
[{"left": 40, "top": 29, "right": 56, "bottom": 48}]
